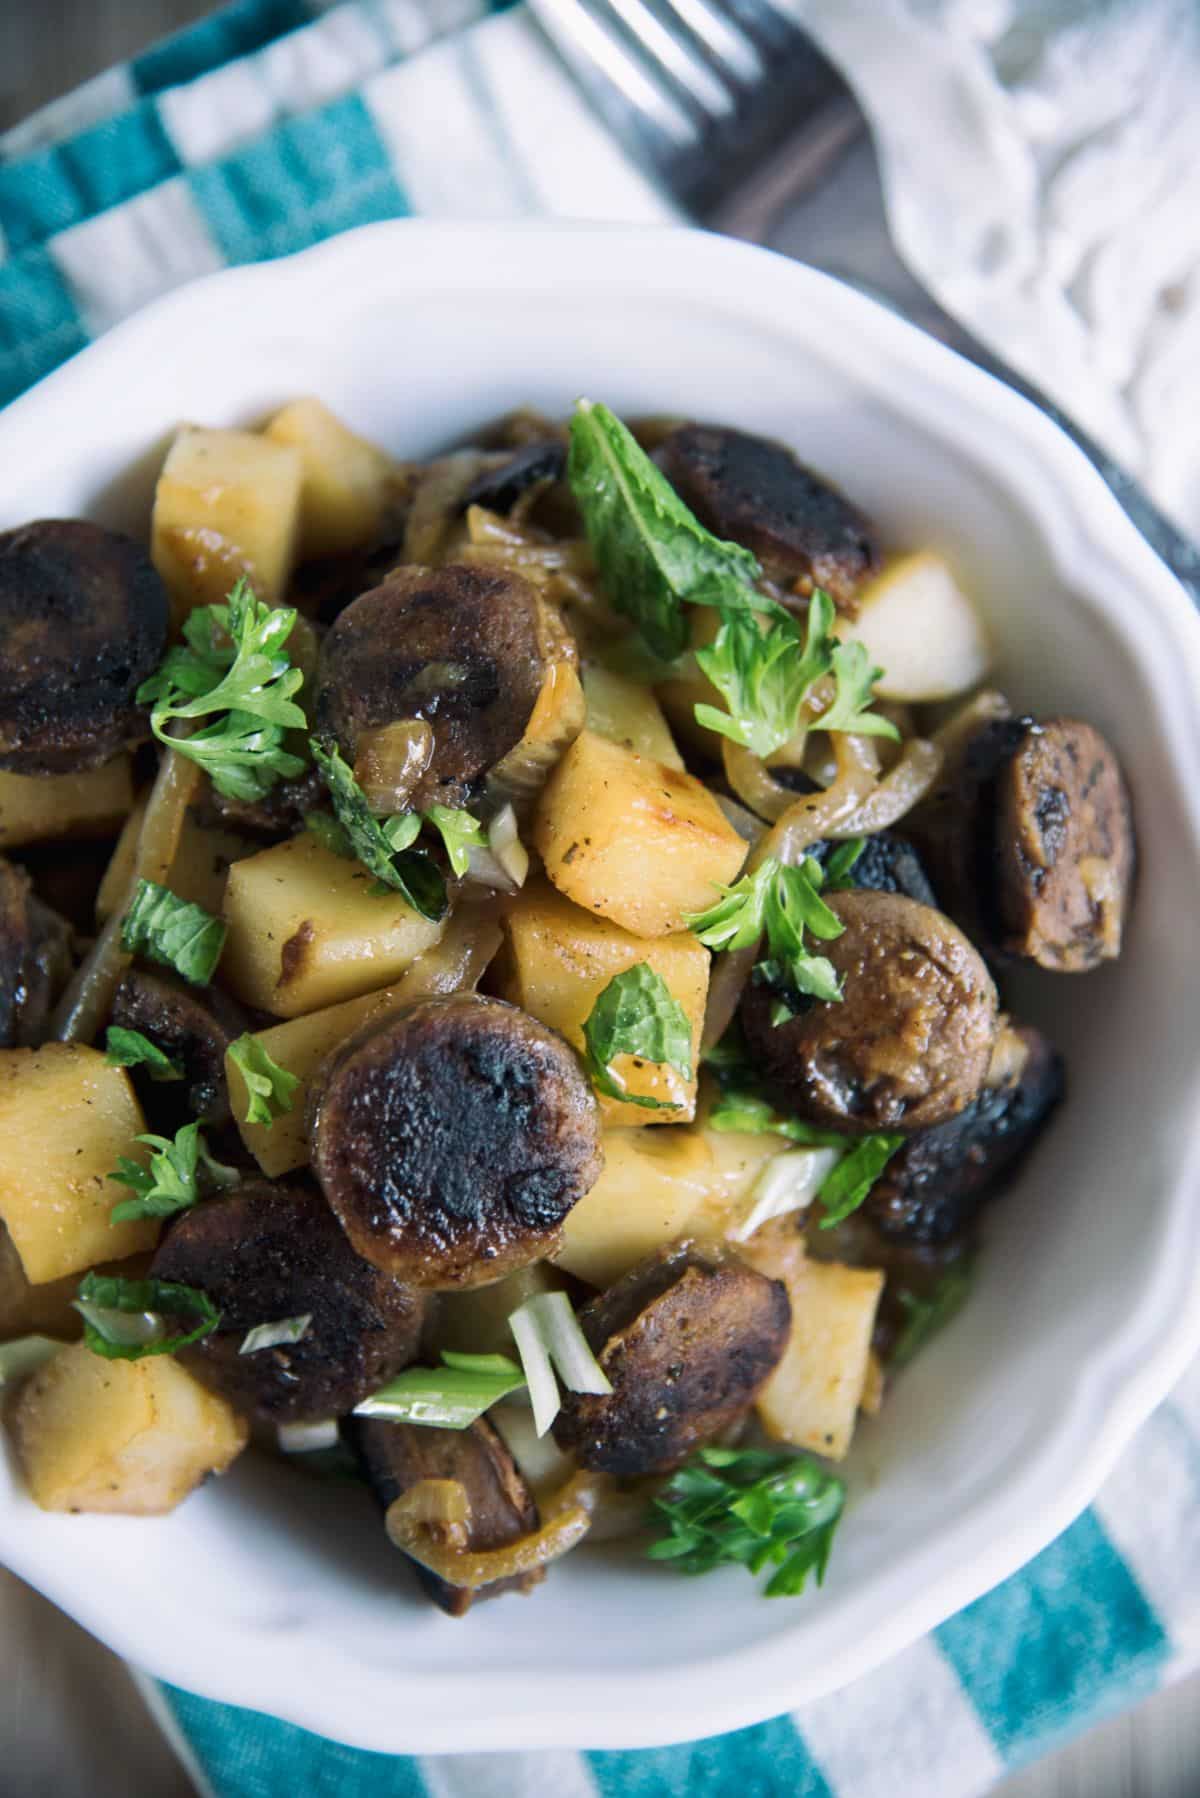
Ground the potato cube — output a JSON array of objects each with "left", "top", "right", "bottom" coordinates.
[
  {"left": 0, "top": 1226, "right": 151, "bottom": 1340},
  {"left": 555, "top": 1127, "right": 717, "bottom": 1287},
  {"left": 0, "top": 1047, "right": 159, "bottom": 1284},
  {"left": 152, "top": 425, "right": 303, "bottom": 622},
  {"left": 840, "top": 551, "right": 990, "bottom": 703},
  {"left": 740, "top": 1230, "right": 883, "bottom": 1460},
  {"left": 14, "top": 1340, "right": 247, "bottom": 1515},
  {"left": 582, "top": 664, "right": 684, "bottom": 770},
  {"left": 0, "top": 758, "right": 133, "bottom": 851},
  {"left": 533, "top": 730, "right": 746, "bottom": 938},
  {"left": 221, "top": 832, "right": 444, "bottom": 1017},
  {"left": 498, "top": 879, "right": 709, "bottom": 1124},
  {"left": 265, "top": 398, "right": 400, "bottom": 557}
]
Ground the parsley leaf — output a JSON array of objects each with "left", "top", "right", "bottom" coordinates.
[
  {"left": 581, "top": 962, "right": 693, "bottom": 1110},
  {"left": 104, "top": 1026, "right": 184, "bottom": 1083},
  {"left": 647, "top": 1445, "right": 845, "bottom": 1596},
  {"left": 686, "top": 856, "right": 845, "bottom": 1014},
  {"left": 108, "top": 1120, "right": 238, "bottom": 1224},
  {"left": 138, "top": 579, "right": 309, "bottom": 802},
  {"left": 121, "top": 880, "right": 227, "bottom": 986},
  {"left": 819, "top": 639, "right": 901, "bottom": 738},
  {"left": 227, "top": 1034, "right": 301, "bottom": 1128},
  {"left": 424, "top": 804, "right": 488, "bottom": 878},
  {"left": 567, "top": 399, "right": 767, "bottom": 660},
  {"left": 73, "top": 1272, "right": 220, "bottom": 1362},
  {"left": 822, "top": 837, "right": 867, "bottom": 890},
  {"left": 695, "top": 592, "right": 830, "bottom": 758},
  {"left": 309, "top": 740, "right": 447, "bottom": 922},
  {"left": 890, "top": 1263, "right": 974, "bottom": 1367}
]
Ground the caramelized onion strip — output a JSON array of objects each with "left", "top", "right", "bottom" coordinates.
[{"left": 386, "top": 1479, "right": 591, "bottom": 1589}]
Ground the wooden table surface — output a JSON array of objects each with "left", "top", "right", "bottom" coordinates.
[{"left": 1, "top": 3, "right": 1198, "bottom": 1793}]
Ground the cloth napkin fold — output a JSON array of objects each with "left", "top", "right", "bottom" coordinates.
[{"left": 2, "top": 4, "right": 1199, "bottom": 1795}]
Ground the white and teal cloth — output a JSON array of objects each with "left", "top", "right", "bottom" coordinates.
[{"left": 3, "top": 4, "right": 1199, "bottom": 1794}]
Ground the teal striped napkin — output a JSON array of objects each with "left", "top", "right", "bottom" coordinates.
[{"left": 2, "top": 5, "right": 1197, "bottom": 1793}]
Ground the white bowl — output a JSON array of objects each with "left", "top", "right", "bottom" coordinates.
[{"left": 1, "top": 221, "right": 1198, "bottom": 1754}]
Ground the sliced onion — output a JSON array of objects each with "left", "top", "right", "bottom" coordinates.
[
  {"left": 755, "top": 733, "right": 881, "bottom": 870},
  {"left": 465, "top": 804, "right": 529, "bottom": 892},
  {"left": 701, "top": 940, "right": 759, "bottom": 1053},
  {"left": 485, "top": 658, "right": 585, "bottom": 817},
  {"left": 277, "top": 1418, "right": 339, "bottom": 1455},
  {"left": 53, "top": 747, "right": 200, "bottom": 1043},
  {"left": 387, "top": 906, "right": 503, "bottom": 1002},
  {"left": 403, "top": 451, "right": 495, "bottom": 566},
  {"left": 931, "top": 688, "right": 1011, "bottom": 763},
  {"left": 354, "top": 719, "right": 434, "bottom": 815},
  {"left": 727, "top": 1147, "right": 840, "bottom": 1243},
  {"left": 825, "top": 738, "right": 943, "bottom": 838},
  {"left": 385, "top": 1482, "right": 591, "bottom": 1588}
]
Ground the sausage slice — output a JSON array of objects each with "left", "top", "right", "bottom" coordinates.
[
  {"left": 346, "top": 1415, "right": 541, "bottom": 1615},
  {"left": 111, "top": 967, "right": 248, "bottom": 1130},
  {"left": 811, "top": 829, "right": 938, "bottom": 907},
  {"left": 916, "top": 716, "right": 1135, "bottom": 972},
  {"left": 460, "top": 443, "right": 566, "bottom": 516},
  {"left": 741, "top": 890, "right": 998, "bottom": 1134},
  {"left": 862, "top": 1021, "right": 1064, "bottom": 1244},
  {"left": 150, "top": 1181, "right": 426, "bottom": 1423},
  {"left": 553, "top": 1244, "right": 791, "bottom": 1476},
  {"left": 0, "top": 520, "right": 169, "bottom": 773},
  {"left": 314, "top": 564, "right": 549, "bottom": 812},
  {"left": 310, "top": 993, "right": 603, "bottom": 1288},
  {"left": 656, "top": 425, "right": 879, "bottom": 614}
]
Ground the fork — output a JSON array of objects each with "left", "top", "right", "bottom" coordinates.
[{"left": 528, "top": 0, "right": 1200, "bottom": 606}]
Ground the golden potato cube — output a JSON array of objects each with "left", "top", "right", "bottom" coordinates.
[
  {"left": 0, "top": 1226, "right": 151, "bottom": 1340},
  {"left": 0, "top": 1047, "right": 159, "bottom": 1284},
  {"left": 498, "top": 879, "right": 708, "bottom": 1124},
  {"left": 152, "top": 425, "right": 303, "bottom": 622},
  {"left": 555, "top": 1127, "right": 717, "bottom": 1287},
  {"left": 265, "top": 397, "right": 399, "bottom": 557},
  {"left": 741, "top": 1231, "right": 883, "bottom": 1460},
  {"left": 221, "top": 832, "right": 445, "bottom": 1018},
  {"left": 533, "top": 730, "right": 746, "bottom": 939},
  {"left": 582, "top": 664, "right": 684, "bottom": 770},
  {"left": 14, "top": 1340, "right": 247, "bottom": 1515},
  {"left": 0, "top": 758, "right": 133, "bottom": 852}
]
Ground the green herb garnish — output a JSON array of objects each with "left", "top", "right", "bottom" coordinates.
[
  {"left": 423, "top": 804, "right": 488, "bottom": 878},
  {"left": 239, "top": 1314, "right": 312, "bottom": 1355},
  {"left": 308, "top": 740, "right": 447, "bottom": 922},
  {"left": 647, "top": 1445, "right": 845, "bottom": 1597},
  {"left": 890, "top": 1264, "right": 974, "bottom": 1367},
  {"left": 73, "top": 1272, "right": 220, "bottom": 1362},
  {"left": 823, "top": 837, "right": 867, "bottom": 889},
  {"left": 686, "top": 856, "right": 844, "bottom": 1013},
  {"left": 121, "top": 880, "right": 227, "bottom": 986},
  {"left": 694, "top": 592, "right": 830, "bottom": 757},
  {"left": 227, "top": 1034, "right": 301, "bottom": 1128},
  {"left": 567, "top": 399, "right": 768, "bottom": 660},
  {"left": 138, "top": 579, "right": 309, "bottom": 802},
  {"left": 814, "top": 1134, "right": 906, "bottom": 1228},
  {"left": 104, "top": 1026, "right": 184, "bottom": 1082},
  {"left": 581, "top": 962, "right": 693, "bottom": 1110},
  {"left": 108, "top": 1120, "right": 238, "bottom": 1224},
  {"left": 353, "top": 1350, "right": 526, "bottom": 1429}
]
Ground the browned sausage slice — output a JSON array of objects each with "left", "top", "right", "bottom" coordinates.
[
  {"left": 655, "top": 425, "right": 879, "bottom": 615},
  {"left": 552, "top": 1244, "right": 790, "bottom": 1476},
  {"left": 0, "top": 520, "right": 169, "bottom": 773},
  {"left": 346, "top": 1415, "right": 542, "bottom": 1615},
  {"left": 313, "top": 564, "right": 548, "bottom": 812},
  {"left": 741, "top": 890, "right": 998, "bottom": 1134},
  {"left": 990, "top": 718, "right": 1134, "bottom": 971},
  {"left": 310, "top": 993, "right": 603, "bottom": 1288},
  {"left": 150, "top": 1181, "right": 426, "bottom": 1423},
  {"left": 862, "top": 1021, "right": 1064, "bottom": 1243},
  {"left": 111, "top": 967, "right": 248, "bottom": 1130}
]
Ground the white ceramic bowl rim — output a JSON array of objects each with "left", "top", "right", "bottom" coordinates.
[{"left": 1, "top": 221, "right": 1198, "bottom": 1754}]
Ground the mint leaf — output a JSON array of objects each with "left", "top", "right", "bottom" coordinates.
[
  {"left": 104, "top": 1026, "right": 184, "bottom": 1083},
  {"left": 815, "top": 1133, "right": 905, "bottom": 1228},
  {"left": 567, "top": 399, "right": 766, "bottom": 660},
  {"left": 121, "top": 880, "right": 227, "bottom": 986},
  {"left": 139, "top": 578, "right": 309, "bottom": 802},
  {"left": 582, "top": 962, "right": 693, "bottom": 1110},
  {"left": 227, "top": 1034, "right": 301, "bottom": 1128},
  {"left": 647, "top": 1445, "right": 844, "bottom": 1597},
  {"left": 309, "top": 739, "right": 447, "bottom": 922}
]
